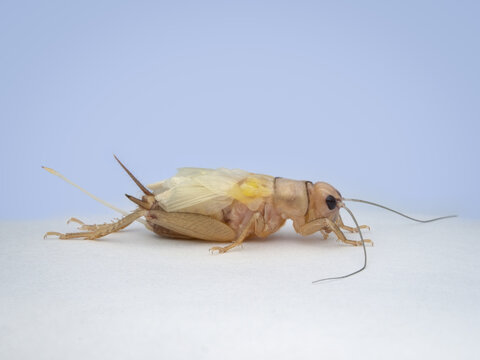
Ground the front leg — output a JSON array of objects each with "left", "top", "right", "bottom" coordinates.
[
  {"left": 336, "top": 215, "right": 370, "bottom": 233},
  {"left": 297, "top": 218, "right": 373, "bottom": 246}
]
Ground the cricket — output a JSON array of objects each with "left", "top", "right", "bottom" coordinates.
[{"left": 43, "top": 156, "right": 456, "bottom": 282}]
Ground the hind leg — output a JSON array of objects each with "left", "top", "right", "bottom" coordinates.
[
  {"left": 44, "top": 210, "right": 146, "bottom": 240},
  {"left": 146, "top": 209, "right": 236, "bottom": 242}
]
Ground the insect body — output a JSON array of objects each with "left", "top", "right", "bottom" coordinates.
[{"left": 44, "top": 156, "right": 455, "bottom": 282}]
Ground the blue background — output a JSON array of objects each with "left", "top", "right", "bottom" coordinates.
[{"left": 1, "top": 0, "right": 479, "bottom": 219}]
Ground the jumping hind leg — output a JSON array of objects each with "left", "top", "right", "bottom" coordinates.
[{"left": 44, "top": 210, "right": 146, "bottom": 240}]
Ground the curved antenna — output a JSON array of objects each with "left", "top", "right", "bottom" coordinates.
[
  {"left": 312, "top": 206, "right": 367, "bottom": 283},
  {"left": 343, "top": 198, "right": 457, "bottom": 223}
]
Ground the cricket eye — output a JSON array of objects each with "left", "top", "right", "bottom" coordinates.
[{"left": 325, "top": 195, "right": 337, "bottom": 210}]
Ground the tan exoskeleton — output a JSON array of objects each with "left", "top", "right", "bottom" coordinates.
[{"left": 44, "top": 156, "right": 455, "bottom": 282}]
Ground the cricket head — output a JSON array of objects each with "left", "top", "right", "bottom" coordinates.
[{"left": 309, "top": 182, "right": 343, "bottom": 221}]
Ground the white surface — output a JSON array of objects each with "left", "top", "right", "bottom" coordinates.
[{"left": 1, "top": 211, "right": 479, "bottom": 359}]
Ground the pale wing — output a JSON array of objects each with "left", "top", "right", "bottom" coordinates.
[
  {"left": 156, "top": 185, "right": 231, "bottom": 213},
  {"left": 148, "top": 168, "right": 245, "bottom": 193},
  {"left": 150, "top": 168, "right": 274, "bottom": 214},
  {"left": 151, "top": 168, "right": 249, "bottom": 214},
  {"left": 147, "top": 168, "right": 210, "bottom": 192}
]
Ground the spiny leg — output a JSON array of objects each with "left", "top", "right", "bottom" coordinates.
[
  {"left": 66, "top": 217, "right": 119, "bottom": 231},
  {"left": 325, "top": 218, "right": 373, "bottom": 246},
  {"left": 297, "top": 218, "right": 373, "bottom": 246},
  {"left": 44, "top": 210, "right": 146, "bottom": 240},
  {"left": 336, "top": 215, "right": 370, "bottom": 233},
  {"left": 210, "top": 213, "right": 261, "bottom": 254}
]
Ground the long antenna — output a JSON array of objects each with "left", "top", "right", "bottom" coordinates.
[
  {"left": 343, "top": 198, "right": 457, "bottom": 223},
  {"left": 312, "top": 206, "right": 367, "bottom": 283}
]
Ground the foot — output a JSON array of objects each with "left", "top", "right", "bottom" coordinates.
[
  {"left": 339, "top": 224, "right": 371, "bottom": 233},
  {"left": 209, "top": 242, "right": 243, "bottom": 254},
  {"left": 43, "top": 230, "right": 100, "bottom": 240},
  {"left": 337, "top": 238, "right": 374, "bottom": 247}
]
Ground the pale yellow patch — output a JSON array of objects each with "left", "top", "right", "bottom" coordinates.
[{"left": 228, "top": 177, "right": 272, "bottom": 204}]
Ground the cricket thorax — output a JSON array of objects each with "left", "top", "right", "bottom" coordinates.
[
  {"left": 272, "top": 177, "right": 310, "bottom": 218},
  {"left": 220, "top": 177, "right": 312, "bottom": 239},
  {"left": 221, "top": 199, "right": 286, "bottom": 238}
]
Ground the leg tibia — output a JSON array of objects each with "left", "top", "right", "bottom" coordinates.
[
  {"left": 296, "top": 217, "right": 373, "bottom": 246},
  {"left": 44, "top": 210, "right": 145, "bottom": 240},
  {"left": 336, "top": 215, "right": 370, "bottom": 233},
  {"left": 210, "top": 213, "right": 261, "bottom": 254}
]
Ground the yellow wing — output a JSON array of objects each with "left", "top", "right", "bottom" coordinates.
[{"left": 148, "top": 168, "right": 274, "bottom": 215}]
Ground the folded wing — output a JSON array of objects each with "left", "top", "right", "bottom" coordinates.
[{"left": 148, "top": 168, "right": 274, "bottom": 215}]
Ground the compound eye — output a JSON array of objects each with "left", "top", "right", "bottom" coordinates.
[{"left": 325, "top": 195, "right": 337, "bottom": 210}]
